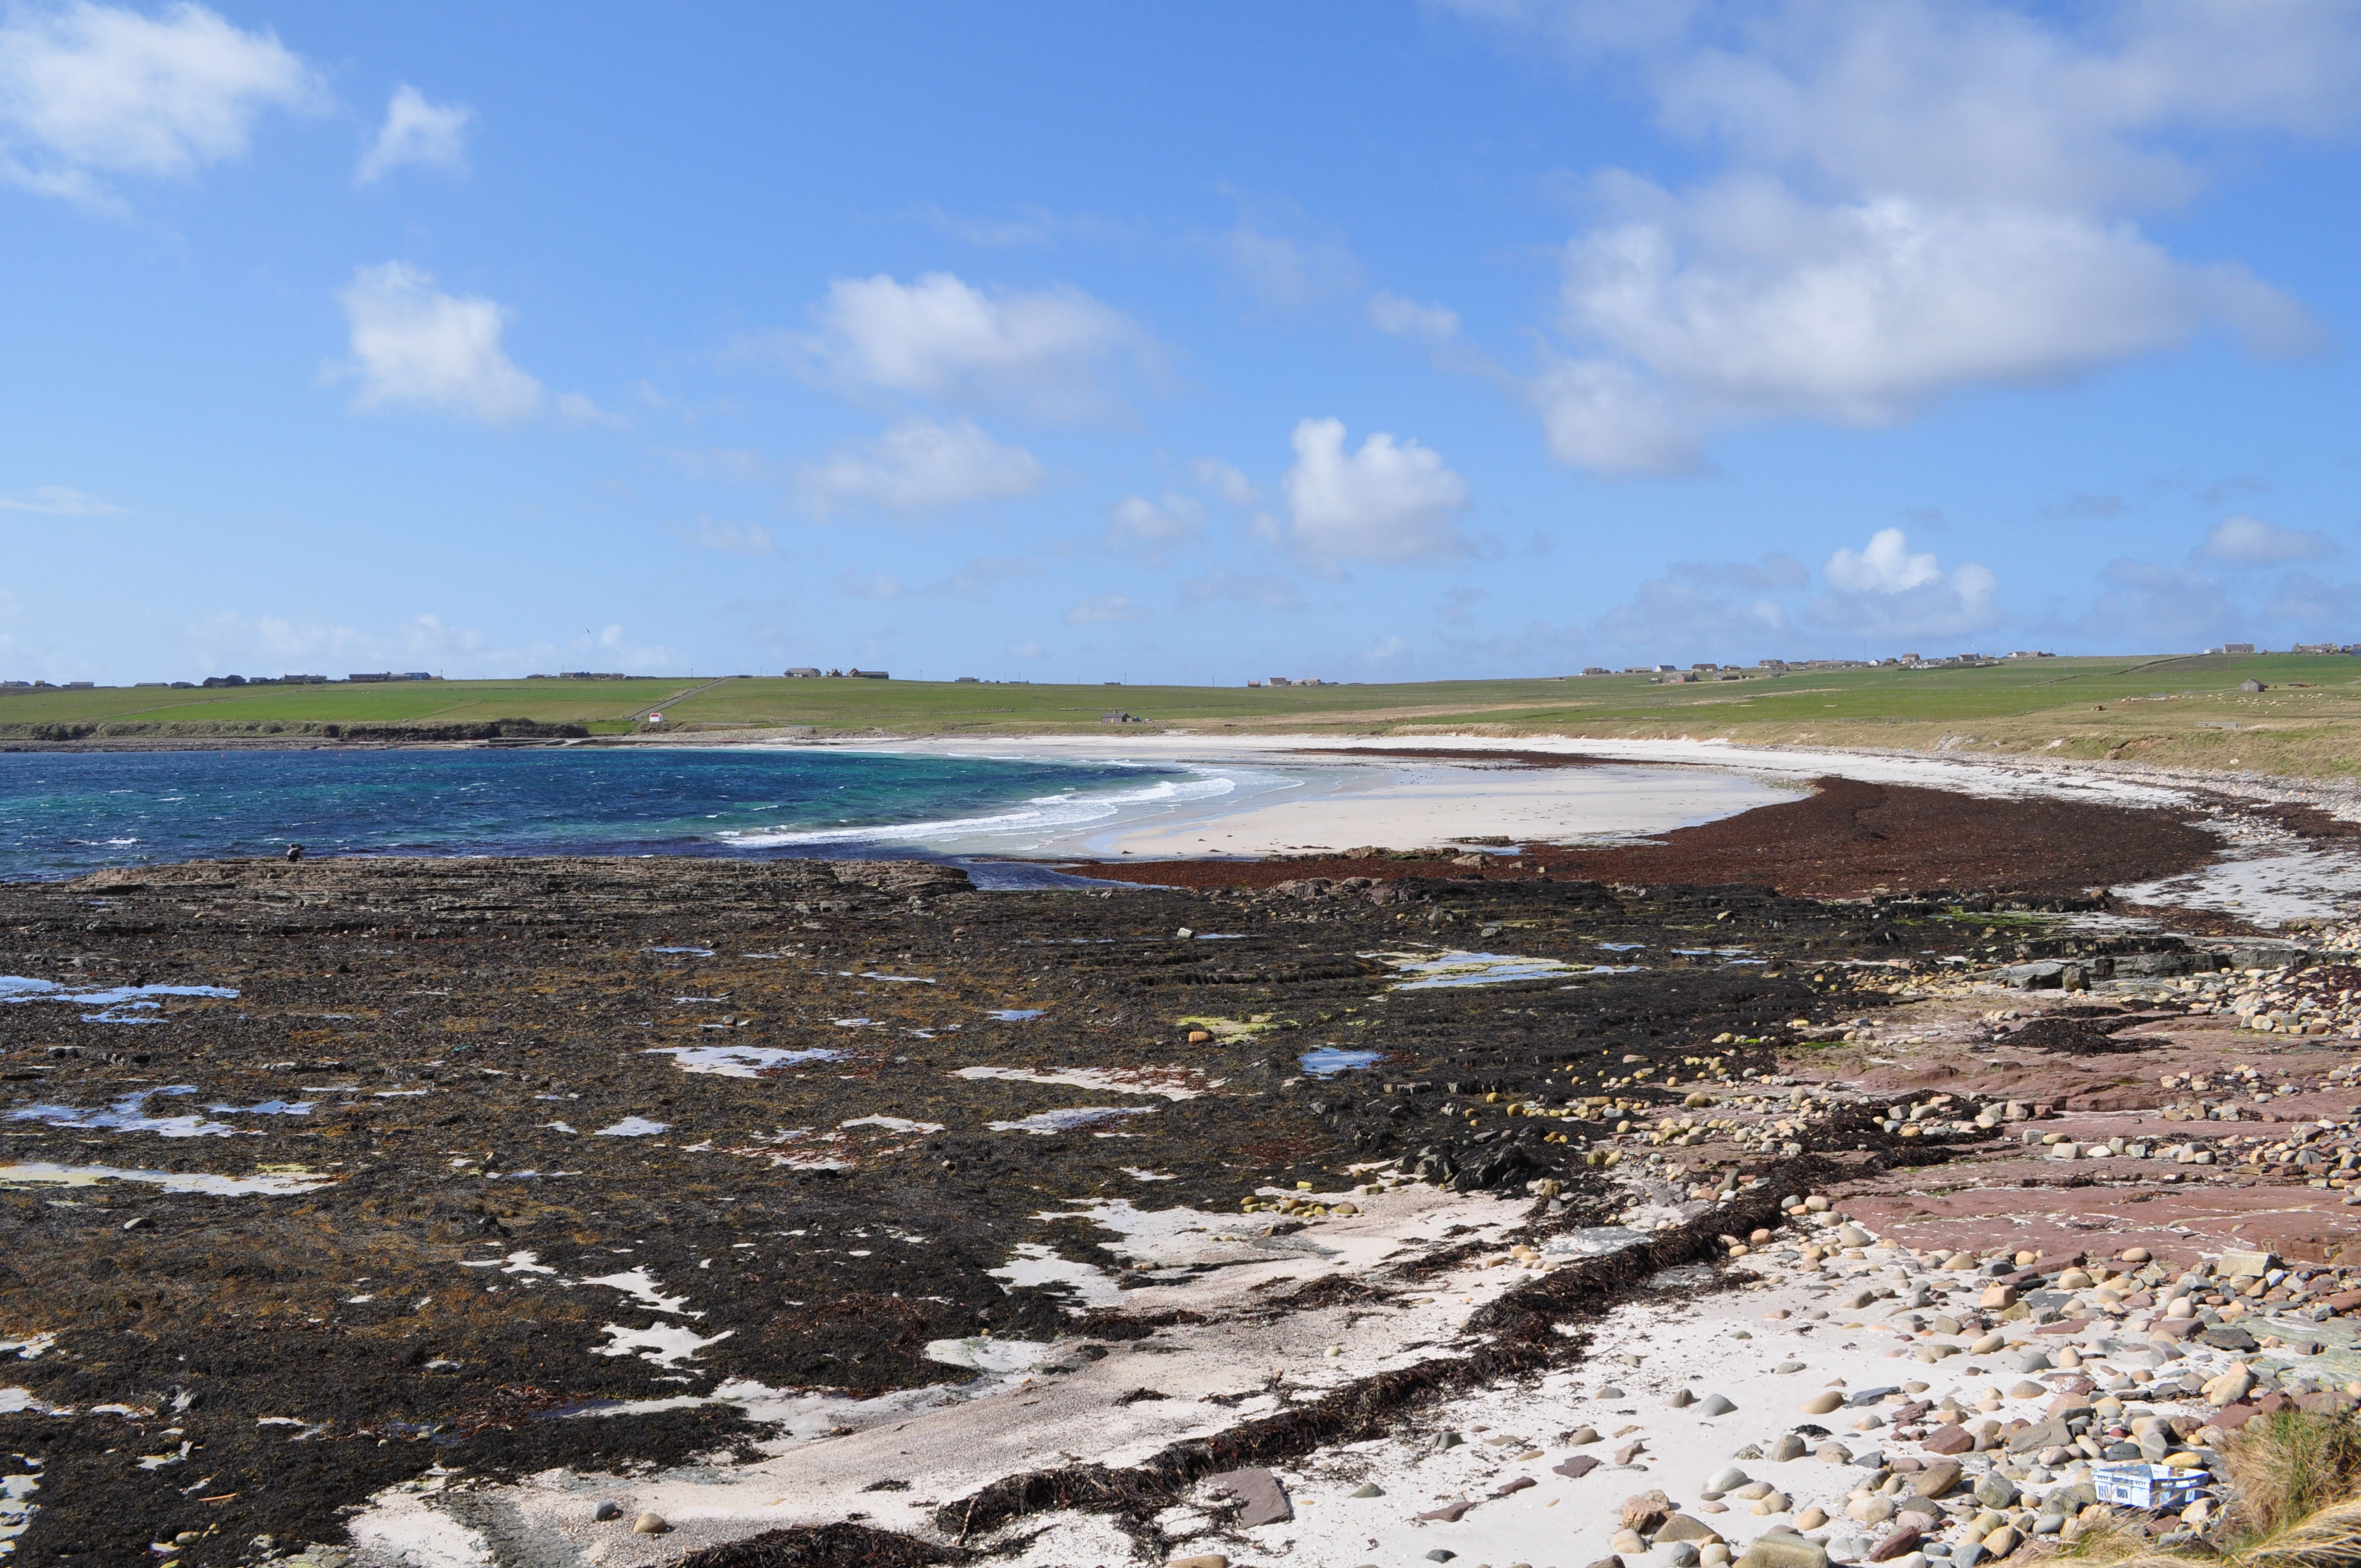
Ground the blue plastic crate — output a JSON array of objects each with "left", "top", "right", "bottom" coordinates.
[{"left": 2091, "top": 1463, "right": 2209, "bottom": 1511}]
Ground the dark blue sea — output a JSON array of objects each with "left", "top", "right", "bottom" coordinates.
[{"left": 0, "top": 748, "right": 1212, "bottom": 883}]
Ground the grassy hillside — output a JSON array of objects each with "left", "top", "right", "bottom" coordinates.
[{"left": 9, "top": 655, "right": 2361, "bottom": 777}]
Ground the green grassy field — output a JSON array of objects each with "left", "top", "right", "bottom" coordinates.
[{"left": 9, "top": 654, "right": 2361, "bottom": 777}]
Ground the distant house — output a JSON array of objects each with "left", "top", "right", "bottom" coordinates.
[
  {"left": 1581, "top": 667, "right": 1611, "bottom": 675},
  {"left": 848, "top": 668, "right": 889, "bottom": 679},
  {"left": 1245, "top": 680, "right": 1263, "bottom": 688},
  {"left": 2241, "top": 678, "right": 2267, "bottom": 693},
  {"left": 954, "top": 676, "right": 980, "bottom": 683},
  {"left": 1267, "top": 676, "right": 1292, "bottom": 687},
  {"left": 2223, "top": 643, "right": 2256, "bottom": 655},
  {"left": 1101, "top": 710, "right": 1143, "bottom": 723},
  {"left": 785, "top": 667, "right": 821, "bottom": 678}
]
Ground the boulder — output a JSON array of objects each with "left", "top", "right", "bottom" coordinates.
[
  {"left": 1700, "top": 1395, "right": 1737, "bottom": 1417},
  {"left": 1913, "top": 1460, "right": 1963, "bottom": 1498},
  {"left": 1923, "top": 1425, "right": 1975, "bottom": 1456},
  {"left": 1736, "top": 1538, "right": 1830, "bottom": 1568},
  {"left": 1770, "top": 1434, "right": 1808, "bottom": 1462},
  {"left": 1868, "top": 1527, "right": 1924, "bottom": 1563},
  {"left": 1660, "top": 1515, "right": 1726, "bottom": 1545},
  {"left": 1804, "top": 1390, "right": 1847, "bottom": 1414},
  {"left": 1625, "top": 1491, "right": 1677, "bottom": 1532},
  {"left": 2007, "top": 1419, "right": 2070, "bottom": 1455}
]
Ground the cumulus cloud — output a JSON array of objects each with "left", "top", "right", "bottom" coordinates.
[
  {"left": 0, "top": 483, "right": 124, "bottom": 515},
  {"left": 1217, "top": 225, "right": 1363, "bottom": 310},
  {"left": 1275, "top": 417, "right": 1471, "bottom": 571},
  {"left": 2202, "top": 514, "right": 2332, "bottom": 565},
  {"left": 669, "top": 516, "right": 772, "bottom": 555},
  {"left": 785, "top": 271, "right": 1155, "bottom": 422},
  {"left": 332, "top": 262, "right": 545, "bottom": 423},
  {"left": 1063, "top": 591, "right": 1151, "bottom": 625},
  {"left": 356, "top": 83, "right": 472, "bottom": 183},
  {"left": 796, "top": 417, "right": 1045, "bottom": 517},
  {"left": 1104, "top": 492, "right": 1205, "bottom": 562},
  {"left": 1179, "top": 570, "right": 1302, "bottom": 612},
  {"left": 1449, "top": 0, "right": 2346, "bottom": 472},
  {"left": 1813, "top": 526, "right": 1999, "bottom": 639},
  {"left": 1540, "top": 175, "right": 2314, "bottom": 473},
  {"left": 1194, "top": 457, "right": 1258, "bottom": 507},
  {"left": 1368, "top": 292, "right": 1461, "bottom": 345},
  {"left": 0, "top": 0, "right": 323, "bottom": 206}
]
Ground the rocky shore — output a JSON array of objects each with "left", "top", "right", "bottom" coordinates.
[{"left": 1, "top": 813, "right": 2358, "bottom": 1567}]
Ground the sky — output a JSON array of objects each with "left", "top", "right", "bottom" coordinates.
[{"left": 3, "top": 1, "right": 2360, "bottom": 686}]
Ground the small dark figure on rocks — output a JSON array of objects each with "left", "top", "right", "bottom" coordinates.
[{"left": 285, "top": 845, "right": 304, "bottom": 862}]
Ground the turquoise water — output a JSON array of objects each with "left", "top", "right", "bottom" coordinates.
[{"left": 0, "top": 748, "right": 1202, "bottom": 881}]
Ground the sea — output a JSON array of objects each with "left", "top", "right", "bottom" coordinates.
[{"left": 0, "top": 747, "right": 1225, "bottom": 884}]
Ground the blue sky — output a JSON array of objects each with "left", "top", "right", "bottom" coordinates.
[{"left": 4, "top": 1, "right": 2359, "bottom": 685}]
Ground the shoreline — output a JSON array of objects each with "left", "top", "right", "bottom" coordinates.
[{"left": 6, "top": 804, "right": 2361, "bottom": 1561}]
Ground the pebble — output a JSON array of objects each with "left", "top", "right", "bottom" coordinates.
[
  {"left": 1709, "top": 1466, "right": 1750, "bottom": 1491},
  {"left": 1770, "top": 1434, "right": 1807, "bottom": 1461},
  {"left": 1352, "top": 1483, "right": 1385, "bottom": 1498},
  {"left": 1803, "top": 1390, "right": 1846, "bottom": 1414},
  {"left": 1699, "top": 1394, "right": 1737, "bottom": 1416},
  {"left": 592, "top": 1501, "right": 621, "bottom": 1522},
  {"left": 631, "top": 1511, "right": 670, "bottom": 1534}
]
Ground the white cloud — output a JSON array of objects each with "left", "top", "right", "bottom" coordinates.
[
  {"left": 1276, "top": 416, "right": 1471, "bottom": 570},
  {"left": 553, "top": 390, "right": 625, "bottom": 429},
  {"left": 1217, "top": 225, "right": 1363, "bottom": 310},
  {"left": 1194, "top": 457, "right": 1258, "bottom": 507},
  {"left": 796, "top": 417, "right": 1045, "bottom": 517},
  {"left": 669, "top": 516, "right": 772, "bottom": 555},
  {"left": 838, "top": 571, "right": 905, "bottom": 601},
  {"left": 1449, "top": 0, "right": 2345, "bottom": 472},
  {"left": 1542, "top": 175, "right": 2314, "bottom": 473},
  {"left": 2202, "top": 514, "right": 2331, "bottom": 565},
  {"left": 1063, "top": 592, "right": 1151, "bottom": 625},
  {"left": 1824, "top": 526, "right": 1944, "bottom": 594},
  {"left": 0, "top": 0, "right": 323, "bottom": 206},
  {"left": 1813, "top": 526, "right": 1998, "bottom": 639},
  {"left": 1104, "top": 492, "right": 1204, "bottom": 561},
  {"left": 1368, "top": 291, "right": 1461, "bottom": 345},
  {"left": 356, "top": 83, "right": 472, "bottom": 184},
  {"left": 1353, "top": 634, "right": 1415, "bottom": 674},
  {"left": 0, "top": 483, "right": 124, "bottom": 515},
  {"left": 1009, "top": 639, "right": 1045, "bottom": 658},
  {"left": 332, "top": 262, "right": 545, "bottom": 424},
  {"left": 788, "top": 271, "right": 1155, "bottom": 422},
  {"left": 1179, "top": 570, "right": 1303, "bottom": 611}
]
